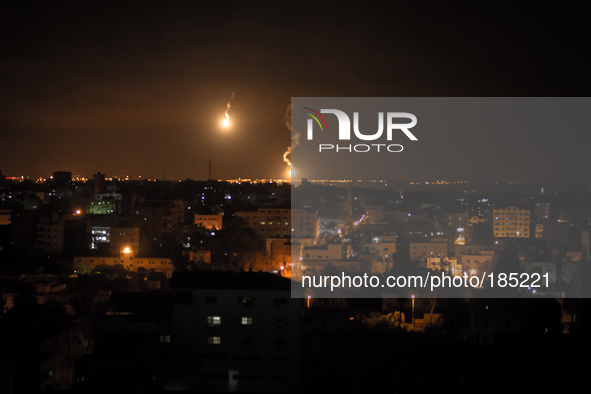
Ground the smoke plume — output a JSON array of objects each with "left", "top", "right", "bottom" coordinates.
[{"left": 282, "top": 104, "right": 300, "bottom": 168}]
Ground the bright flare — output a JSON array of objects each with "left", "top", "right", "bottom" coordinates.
[
  {"left": 285, "top": 166, "right": 295, "bottom": 180},
  {"left": 222, "top": 92, "right": 234, "bottom": 128}
]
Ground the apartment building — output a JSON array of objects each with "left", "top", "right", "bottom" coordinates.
[
  {"left": 493, "top": 207, "right": 530, "bottom": 238},
  {"left": 170, "top": 271, "right": 301, "bottom": 393},
  {"left": 236, "top": 208, "right": 318, "bottom": 239}
]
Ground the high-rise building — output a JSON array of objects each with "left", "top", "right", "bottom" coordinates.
[
  {"left": 10, "top": 211, "right": 37, "bottom": 256},
  {"left": 93, "top": 172, "right": 106, "bottom": 193},
  {"left": 492, "top": 207, "right": 530, "bottom": 238},
  {"left": 136, "top": 199, "right": 184, "bottom": 255},
  {"left": 534, "top": 202, "right": 550, "bottom": 220},
  {"left": 442, "top": 211, "right": 470, "bottom": 245},
  {"left": 170, "top": 271, "right": 301, "bottom": 393},
  {"left": 35, "top": 215, "right": 65, "bottom": 254}
]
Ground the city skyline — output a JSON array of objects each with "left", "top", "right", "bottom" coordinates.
[
  {"left": 2, "top": 3, "right": 591, "bottom": 393},
  {"left": 2, "top": 3, "right": 591, "bottom": 181}
]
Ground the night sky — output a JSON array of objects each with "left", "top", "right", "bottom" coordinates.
[{"left": 1, "top": 2, "right": 590, "bottom": 180}]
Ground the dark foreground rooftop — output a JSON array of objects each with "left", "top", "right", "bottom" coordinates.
[{"left": 170, "top": 269, "right": 292, "bottom": 291}]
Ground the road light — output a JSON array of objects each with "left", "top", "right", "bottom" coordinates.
[{"left": 411, "top": 295, "right": 415, "bottom": 326}]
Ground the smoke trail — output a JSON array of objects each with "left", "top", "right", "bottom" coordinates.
[
  {"left": 284, "top": 104, "right": 291, "bottom": 132},
  {"left": 283, "top": 146, "right": 291, "bottom": 167},
  {"left": 282, "top": 104, "right": 300, "bottom": 168},
  {"left": 222, "top": 92, "right": 235, "bottom": 127}
]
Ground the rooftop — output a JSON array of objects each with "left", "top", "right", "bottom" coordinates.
[{"left": 170, "top": 270, "right": 292, "bottom": 291}]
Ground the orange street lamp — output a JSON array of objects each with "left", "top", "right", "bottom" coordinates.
[{"left": 411, "top": 295, "right": 415, "bottom": 326}]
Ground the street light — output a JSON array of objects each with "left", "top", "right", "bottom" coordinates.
[{"left": 411, "top": 295, "right": 415, "bottom": 326}]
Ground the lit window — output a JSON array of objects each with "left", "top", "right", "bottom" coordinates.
[
  {"left": 207, "top": 336, "right": 221, "bottom": 344},
  {"left": 208, "top": 316, "right": 221, "bottom": 326},
  {"left": 160, "top": 335, "right": 170, "bottom": 343},
  {"left": 241, "top": 317, "right": 252, "bottom": 325}
]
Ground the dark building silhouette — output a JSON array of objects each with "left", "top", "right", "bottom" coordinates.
[
  {"left": 93, "top": 172, "right": 106, "bottom": 194},
  {"left": 52, "top": 171, "right": 72, "bottom": 187},
  {"left": 170, "top": 270, "right": 302, "bottom": 393}
]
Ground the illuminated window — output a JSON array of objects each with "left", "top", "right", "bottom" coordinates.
[
  {"left": 207, "top": 316, "right": 221, "bottom": 326},
  {"left": 239, "top": 297, "right": 254, "bottom": 304},
  {"left": 207, "top": 336, "right": 221, "bottom": 344},
  {"left": 160, "top": 335, "right": 170, "bottom": 343},
  {"left": 241, "top": 317, "right": 252, "bottom": 325}
]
